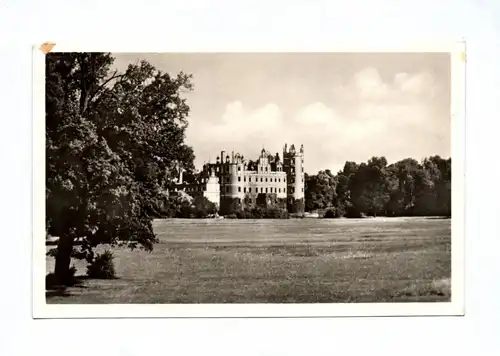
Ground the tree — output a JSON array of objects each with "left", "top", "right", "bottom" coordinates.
[
  {"left": 304, "top": 170, "right": 337, "bottom": 211},
  {"left": 417, "top": 156, "right": 451, "bottom": 216},
  {"left": 46, "top": 53, "right": 195, "bottom": 284},
  {"left": 246, "top": 160, "right": 257, "bottom": 171},
  {"left": 192, "top": 196, "right": 218, "bottom": 218}
]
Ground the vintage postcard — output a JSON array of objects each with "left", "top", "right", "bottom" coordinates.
[{"left": 33, "top": 41, "right": 466, "bottom": 318}]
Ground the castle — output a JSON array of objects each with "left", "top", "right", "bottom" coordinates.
[{"left": 171, "top": 143, "right": 305, "bottom": 214}]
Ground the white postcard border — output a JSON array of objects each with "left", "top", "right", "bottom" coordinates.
[{"left": 33, "top": 41, "right": 466, "bottom": 319}]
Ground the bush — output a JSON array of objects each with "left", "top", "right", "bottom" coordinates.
[
  {"left": 323, "top": 208, "right": 341, "bottom": 218},
  {"left": 234, "top": 207, "right": 289, "bottom": 219},
  {"left": 344, "top": 206, "right": 363, "bottom": 218},
  {"left": 86, "top": 250, "right": 116, "bottom": 279},
  {"left": 263, "top": 207, "right": 289, "bottom": 219}
]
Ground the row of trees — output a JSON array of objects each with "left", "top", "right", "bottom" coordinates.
[
  {"left": 46, "top": 53, "right": 197, "bottom": 284},
  {"left": 305, "top": 156, "right": 451, "bottom": 217}
]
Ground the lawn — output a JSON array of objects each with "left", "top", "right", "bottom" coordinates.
[{"left": 46, "top": 217, "right": 451, "bottom": 303}]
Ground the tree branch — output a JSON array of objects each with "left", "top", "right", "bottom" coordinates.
[{"left": 86, "top": 70, "right": 127, "bottom": 111}]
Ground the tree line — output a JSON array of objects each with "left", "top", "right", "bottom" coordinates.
[{"left": 304, "top": 156, "right": 451, "bottom": 218}]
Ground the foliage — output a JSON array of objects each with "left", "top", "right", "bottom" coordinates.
[
  {"left": 156, "top": 195, "right": 217, "bottom": 218},
  {"left": 323, "top": 208, "right": 341, "bottom": 219},
  {"left": 86, "top": 250, "right": 116, "bottom": 279},
  {"left": 234, "top": 207, "right": 289, "bottom": 219},
  {"left": 46, "top": 52, "right": 195, "bottom": 283},
  {"left": 305, "top": 156, "right": 451, "bottom": 218},
  {"left": 304, "top": 170, "right": 337, "bottom": 211},
  {"left": 192, "top": 196, "right": 218, "bottom": 218}
]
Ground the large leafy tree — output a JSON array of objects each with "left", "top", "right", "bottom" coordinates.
[
  {"left": 304, "top": 170, "right": 337, "bottom": 211},
  {"left": 46, "top": 53, "right": 194, "bottom": 283}
]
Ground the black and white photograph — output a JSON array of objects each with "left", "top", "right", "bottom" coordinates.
[{"left": 34, "top": 44, "right": 465, "bottom": 317}]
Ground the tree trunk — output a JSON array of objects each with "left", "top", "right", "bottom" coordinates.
[{"left": 54, "top": 233, "right": 74, "bottom": 285}]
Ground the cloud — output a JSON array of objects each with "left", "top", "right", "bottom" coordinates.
[
  {"left": 187, "top": 68, "right": 449, "bottom": 174},
  {"left": 295, "top": 102, "right": 337, "bottom": 125},
  {"left": 213, "top": 101, "right": 283, "bottom": 141}
]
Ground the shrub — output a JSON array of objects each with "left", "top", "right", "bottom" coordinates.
[
  {"left": 344, "top": 206, "right": 363, "bottom": 218},
  {"left": 86, "top": 250, "right": 116, "bottom": 279},
  {"left": 323, "top": 208, "right": 341, "bottom": 218}
]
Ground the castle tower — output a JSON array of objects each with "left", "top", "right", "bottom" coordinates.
[
  {"left": 228, "top": 155, "right": 241, "bottom": 198},
  {"left": 203, "top": 168, "right": 220, "bottom": 209},
  {"left": 283, "top": 143, "right": 305, "bottom": 213}
]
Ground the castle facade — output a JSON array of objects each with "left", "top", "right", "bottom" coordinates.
[{"left": 171, "top": 143, "right": 305, "bottom": 214}]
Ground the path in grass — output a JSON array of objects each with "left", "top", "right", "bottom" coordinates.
[{"left": 46, "top": 217, "right": 451, "bottom": 303}]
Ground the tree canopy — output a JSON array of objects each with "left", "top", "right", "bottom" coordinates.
[
  {"left": 46, "top": 53, "right": 195, "bottom": 283},
  {"left": 305, "top": 156, "right": 451, "bottom": 218}
]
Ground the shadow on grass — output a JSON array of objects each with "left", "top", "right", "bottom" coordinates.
[
  {"left": 45, "top": 274, "right": 120, "bottom": 299},
  {"left": 46, "top": 289, "right": 73, "bottom": 298}
]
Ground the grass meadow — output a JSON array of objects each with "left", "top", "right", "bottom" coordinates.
[{"left": 46, "top": 217, "right": 451, "bottom": 303}]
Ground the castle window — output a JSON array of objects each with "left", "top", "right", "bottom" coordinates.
[
  {"left": 265, "top": 178, "right": 268, "bottom": 182},
  {"left": 238, "top": 166, "right": 241, "bottom": 171},
  {"left": 265, "top": 167, "right": 268, "bottom": 172},
  {"left": 278, "top": 178, "right": 280, "bottom": 182},
  {"left": 226, "top": 177, "right": 230, "bottom": 183},
  {"left": 302, "top": 188, "right": 304, "bottom": 192},
  {"left": 284, "top": 178, "right": 286, "bottom": 182},
  {"left": 238, "top": 177, "right": 241, "bottom": 182},
  {"left": 244, "top": 187, "right": 246, "bottom": 193},
  {"left": 238, "top": 187, "right": 241, "bottom": 192},
  {"left": 302, "top": 167, "right": 304, "bottom": 173},
  {"left": 256, "top": 188, "right": 258, "bottom": 193},
  {"left": 244, "top": 176, "right": 246, "bottom": 182},
  {"left": 260, "top": 177, "right": 263, "bottom": 182},
  {"left": 260, "top": 187, "right": 263, "bottom": 193},
  {"left": 265, "top": 188, "right": 268, "bottom": 193},
  {"left": 279, "top": 188, "right": 281, "bottom": 193}
]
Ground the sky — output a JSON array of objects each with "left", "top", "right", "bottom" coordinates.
[{"left": 112, "top": 52, "right": 450, "bottom": 174}]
